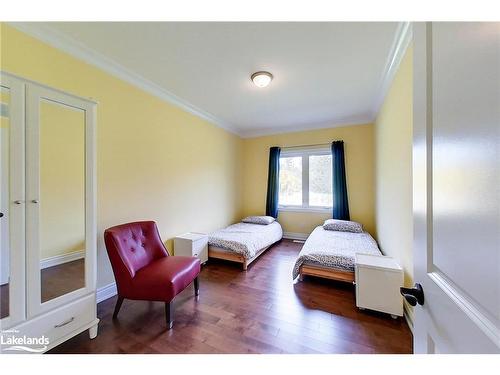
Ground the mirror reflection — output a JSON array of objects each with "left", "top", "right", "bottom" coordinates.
[
  {"left": 40, "top": 99, "right": 86, "bottom": 303},
  {"left": 0, "top": 86, "right": 11, "bottom": 319}
]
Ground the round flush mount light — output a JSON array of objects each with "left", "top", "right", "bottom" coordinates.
[{"left": 251, "top": 71, "right": 273, "bottom": 88}]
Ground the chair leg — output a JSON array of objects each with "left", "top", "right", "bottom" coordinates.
[
  {"left": 113, "top": 296, "right": 124, "bottom": 319},
  {"left": 165, "top": 301, "right": 173, "bottom": 330},
  {"left": 194, "top": 277, "right": 200, "bottom": 296}
]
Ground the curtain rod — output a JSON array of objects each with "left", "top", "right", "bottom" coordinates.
[{"left": 281, "top": 142, "right": 337, "bottom": 150}]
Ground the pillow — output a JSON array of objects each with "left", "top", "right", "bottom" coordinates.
[
  {"left": 323, "top": 219, "right": 363, "bottom": 233},
  {"left": 242, "top": 216, "right": 276, "bottom": 225}
]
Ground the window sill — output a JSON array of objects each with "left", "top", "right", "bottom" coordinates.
[{"left": 278, "top": 206, "right": 332, "bottom": 214}]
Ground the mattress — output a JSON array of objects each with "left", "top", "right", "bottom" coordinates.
[
  {"left": 292, "top": 226, "right": 381, "bottom": 279},
  {"left": 208, "top": 221, "right": 283, "bottom": 260}
]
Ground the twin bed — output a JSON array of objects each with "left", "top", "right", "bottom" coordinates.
[
  {"left": 208, "top": 220, "right": 283, "bottom": 270},
  {"left": 292, "top": 225, "right": 381, "bottom": 283},
  {"left": 208, "top": 216, "right": 382, "bottom": 284}
]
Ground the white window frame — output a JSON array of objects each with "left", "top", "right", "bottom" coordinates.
[{"left": 278, "top": 146, "right": 332, "bottom": 213}]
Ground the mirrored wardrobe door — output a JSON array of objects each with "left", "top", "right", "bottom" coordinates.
[
  {"left": 0, "top": 73, "right": 26, "bottom": 329},
  {"left": 26, "top": 84, "right": 96, "bottom": 317},
  {"left": 39, "top": 99, "right": 86, "bottom": 303}
]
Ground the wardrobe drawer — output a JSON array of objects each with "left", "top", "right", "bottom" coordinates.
[{"left": 15, "top": 294, "right": 95, "bottom": 348}]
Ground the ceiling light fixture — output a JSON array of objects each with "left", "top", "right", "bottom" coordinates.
[{"left": 251, "top": 71, "right": 273, "bottom": 88}]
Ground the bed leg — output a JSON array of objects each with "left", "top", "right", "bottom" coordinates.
[{"left": 242, "top": 262, "right": 248, "bottom": 271}]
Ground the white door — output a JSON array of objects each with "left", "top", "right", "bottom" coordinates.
[{"left": 413, "top": 22, "right": 500, "bottom": 353}]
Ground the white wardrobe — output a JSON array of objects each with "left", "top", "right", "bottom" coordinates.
[{"left": 0, "top": 72, "right": 98, "bottom": 353}]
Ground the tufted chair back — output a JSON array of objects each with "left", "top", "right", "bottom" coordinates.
[{"left": 104, "top": 221, "right": 169, "bottom": 289}]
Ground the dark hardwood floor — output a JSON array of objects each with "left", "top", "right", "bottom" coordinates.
[
  {"left": 0, "top": 283, "right": 9, "bottom": 319},
  {"left": 42, "top": 259, "right": 85, "bottom": 302},
  {"left": 49, "top": 240, "right": 413, "bottom": 354}
]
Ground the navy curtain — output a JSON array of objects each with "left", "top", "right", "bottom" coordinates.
[
  {"left": 331, "top": 141, "right": 350, "bottom": 220},
  {"left": 265, "top": 147, "right": 281, "bottom": 218}
]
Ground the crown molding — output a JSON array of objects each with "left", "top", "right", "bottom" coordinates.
[
  {"left": 8, "top": 22, "right": 240, "bottom": 136},
  {"left": 239, "top": 113, "right": 373, "bottom": 138},
  {"left": 370, "top": 21, "right": 412, "bottom": 121}
]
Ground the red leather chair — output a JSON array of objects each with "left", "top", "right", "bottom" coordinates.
[{"left": 104, "top": 221, "right": 200, "bottom": 330}]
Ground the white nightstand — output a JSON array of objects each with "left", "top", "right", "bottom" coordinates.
[
  {"left": 173, "top": 232, "right": 208, "bottom": 264},
  {"left": 355, "top": 253, "right": 404, "bottom": 319}
]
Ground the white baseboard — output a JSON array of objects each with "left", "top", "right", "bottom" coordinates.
[
  {"left": 403, "top": 301, "right": 414, "bottom": 333},
  {"left": 283, "top": 232, "right": 309, "bottom": 241},
  {"left": 96, "top": 282, "right": 117, "bottom": 304},
  {"left": 40, "top": 250, "right": 85, "bottom": 269}
]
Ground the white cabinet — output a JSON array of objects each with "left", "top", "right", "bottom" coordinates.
[
  {"left": 0, "top": 72, "right": 98, "bottom": 353},
  {"left": 174, "top": 232, "right": 208, "bottom": 264},
  {"left": 355, "top": 253, "right": 404, "bottom": 318}
]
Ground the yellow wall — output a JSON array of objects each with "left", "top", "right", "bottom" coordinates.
[
  {"left": 241, "top": 124, "right": 375, "bottom": 236},
  {"left": 40, "top": 102, "right": 85, "bottom": 259},
  {"left": 0, "top": 89, "right": 9, "bottom": 127},
  {"left": 1, "top": 24, "right": 243, "bottom": 287},
  {"left": 375, "top": 46, "right": 413, "bottom": 291}
]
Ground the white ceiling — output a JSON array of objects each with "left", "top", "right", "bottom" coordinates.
[{"left": 15, "top": 22, "right": 404, "bottom": 137}]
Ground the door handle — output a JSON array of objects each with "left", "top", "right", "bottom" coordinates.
[
  {"left": 0, "top": 212, "right": 3, "bottom": 218},
  {"left": 400, "top": 283, "right": 425, "bottom": 306},
  {"left": 13, "top": 200, "right": 24, "bottom": 205}
]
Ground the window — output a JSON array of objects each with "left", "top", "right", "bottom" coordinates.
[
  {"left": 278, "top": 156, "right": 302, "bottom": 206},
  {"left": 278, "top": 147, "right": 332, "bottom": 211}
]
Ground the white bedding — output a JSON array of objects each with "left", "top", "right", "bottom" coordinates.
[
  {"left": 292, "top": 226, "right": 381, "bottom": 279},
  {"left": 208, "top": 221, "right": 283, "bottom": 259}
]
